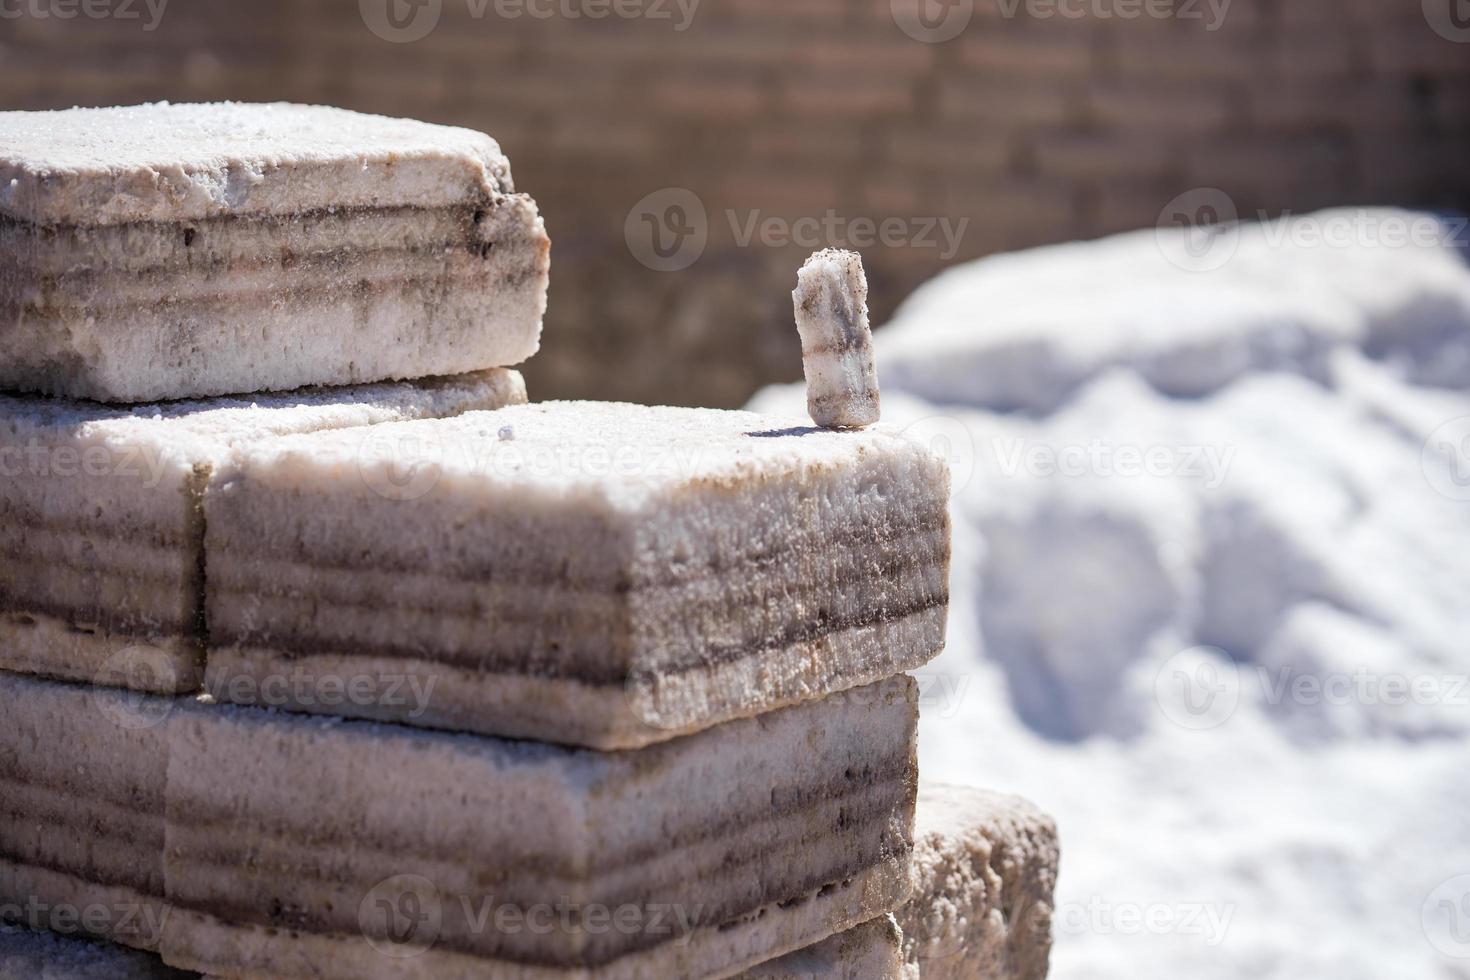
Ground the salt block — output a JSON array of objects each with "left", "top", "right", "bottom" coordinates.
[
  {"left": 0, "top": 102, "right": 549, "bottom": 402},
  {"left": 900, "top": 784, "right": 1059, "bottom": 980},
  {"left": 0, "top": 673, "right": 178, "bottom": 954},
  {"left": 159, "top": 679, "right": 919, "bottom": 979},
  {"left": 736, "top": 783, "right": 1059, "bottom": 979},
  {"left": 793, "top": 248, "right": 880, "bottom": 429},
  {"left": 0, "top": 924, "right": 195, "bottom": 980},
  {"left": 0, "top": 370, "right": 525, "bottom": 693},
  {"left": 204, "top": 400, "right": 950, "bottom": 748}
]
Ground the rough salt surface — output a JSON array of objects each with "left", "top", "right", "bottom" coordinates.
[
  {"left": 0, "top": 101, "right": 513, "bottom": 225},
  {"left": 750, "top": 208, "right": 1470, "bottom": 980},
  {"left": 793, "top": 248, "right": 881, "bottom": 428}
]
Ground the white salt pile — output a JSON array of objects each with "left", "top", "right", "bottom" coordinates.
[{"left": 750, "top": 207, "right": 1470, "bottom": 980}]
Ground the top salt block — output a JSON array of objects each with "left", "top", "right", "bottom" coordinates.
[
  {"left": 205, "top": 400, "right": 952, "bottom": 748},
  {"left": 0, "top": 101, "right": 512, "bottom": 225},
  {"left": 0, "top": 102, "right": 549, "bottom": 402}
]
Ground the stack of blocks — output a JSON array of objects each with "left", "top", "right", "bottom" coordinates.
[{"left": 0, "top": 103, "right": 1057, "bottom": 978}]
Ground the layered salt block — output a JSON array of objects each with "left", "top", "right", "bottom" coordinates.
[
  {"left": 900, "top": 785, "right": 1058, "bottom": 980},
  {"left": 793, "top": 249, "right": 880, "bottom": 429},
  {"left": 0, "top": 673, "right": 180, "bottom": 955},
  {"left": 205, "top": 400, "right": 950, "bottom": 748},
  {"left": 0, "top": 925, "right": 196, "bottom": 980},
  {"left": 0, "top": 370, "right": 525, "bottom": 693},
  {"left": 736, "top": 915, "right": 904, "bottom": 979},
  {"left": 159, "top": 678, "right": 919, "bottom": 979},
  {"left": 0, "top": 102, "right": 549, "bottom": 403}
]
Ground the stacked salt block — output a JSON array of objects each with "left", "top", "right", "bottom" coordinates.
[
  {"left": 0, "top": 103, "right": 964, "bottom": 978},
  {"left": 2, "top": 402, "right": 949, "bottom": 975},
  {"left": 0, "top": 783, "right": 1058, "bottom": 979},
  {"left": 0, "top": 101, "right": 547, "bottom": 692},
  {"left": 0, "top": 101, "right": 537, "bottom": 962},
  {"left": 157, "top": 400, "right": 949, "bottom": 977}
]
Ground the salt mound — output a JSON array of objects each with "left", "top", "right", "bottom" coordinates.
[{"left": 748, "top": 208, "right": 1470, "bottom": 979}]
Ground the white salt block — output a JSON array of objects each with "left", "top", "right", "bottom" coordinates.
[
  {"left": 0, "top": 102, "right": 549, "bottom": 403},
  {"left": 793, "top": 248, "right": 881, "bottom": 429},
  {"left": 0, "top": 370, "right": 525, "bottom": 693}
]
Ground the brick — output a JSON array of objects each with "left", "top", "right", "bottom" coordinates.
[
  {"left": 1113, "top": 28, "right": 1267, "bottom": 80},
  {"left": 784, "top": 78, "right": 914, "bottom": 117},
  {"left": 654, "top": 75, "right": 770, "bottom": 118},
  {"left": 748, "top": 123, "right": 867, "bottom": 164},
  {"left": 939, "top": 78, "right": 1081, "bottom": 125},
  {"left": 957, "top": 29, "right": 1096, "bottom": 75},
  {"left": 1086, "top": 80, "right": 1236, "bottom": 132},
  {"left": 1034, "top": 131, "right": 1177, "bottom": 179},
  {"left": 883, "top": 126, "right": 1014, "bottom": 171},
  {"left": 797, "top": 36, "right": 939, "bottom": 73},
  {"left": 1184, "top": 136, "right": 1351, "bottom": 193},
  {"left": 1366, "top": 27, "right": 1470, "bottom": 76},
  {"left": 1264, "top": 34, "right": 1362, "bottom": 80}
]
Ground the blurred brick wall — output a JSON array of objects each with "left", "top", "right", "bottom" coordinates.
[{"left": 2, "top": 0, "right": 1467, "bottom": 406}]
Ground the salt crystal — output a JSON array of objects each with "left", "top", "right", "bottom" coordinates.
[{"left": 793, "top": 248, "right": 881, "bottom": 429}]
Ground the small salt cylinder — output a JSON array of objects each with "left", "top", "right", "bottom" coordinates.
[{"left": 792, "top": 248, "right": 881, "bottom": 429}]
